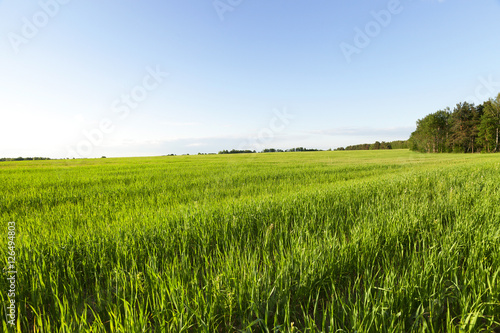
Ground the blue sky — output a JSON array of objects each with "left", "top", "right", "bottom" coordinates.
[{"left": 1, "top": 0, "right": 500, "bottom": 158}]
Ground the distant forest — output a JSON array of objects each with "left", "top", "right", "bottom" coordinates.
[
  {"left": 336, "top": 140, "right": 409, "bottom": 151},
  {"left": 0, "top": 157, "right": 51, "bottom": 162},
  {"left": 217, "top": 142, "right": 409, "bottom": 154},
  {"left": 218, "top": 147, "right": 323, "bottom": 154},
  {"left": 409, "top": 93, "right": 500, "bottom": 153}
]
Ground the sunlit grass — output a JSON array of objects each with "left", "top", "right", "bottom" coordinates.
[{"left": 1, "top": 150, "right": 499, "bottom": 332}]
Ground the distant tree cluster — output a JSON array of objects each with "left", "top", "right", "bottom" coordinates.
[
  {"left": 218, "top": 147, "right": 322, "bottom": 154},
  {"left": 0, "top": 157, "right": 51, "bottom": 162},
  {"left": 335, "top": 144, "right": 367, "bottom": 151},
  {"left": 218, "top": 149, "right": 256, "bottom": 154},
  {"left": 389, "top": 140, "right": 410, "bottom": 149},
  {"left": 261, "top": 147, "right": 323, "bottom": 153},
  {"left": 262, "top": 148, "right": 284, "bottom": 153},
  {"left": 285, "top": 147, "right": 322, "bottom": 152},
  {"left": 336, "top": 140, "right": 408, "bottom": 151},
  {"left": 410, "top": 93, "right": 500, "bottom": 153},
  {"left": 345, "top": 141, "right": 391, "bottom": 150}
]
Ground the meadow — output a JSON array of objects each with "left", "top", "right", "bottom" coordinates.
[{"left": 1, "top": 150, "right": 499, "bottom": 332}]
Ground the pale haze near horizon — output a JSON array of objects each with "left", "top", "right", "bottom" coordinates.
[{"left": 1, "top": 0, "right": 499, "bottom": 158}]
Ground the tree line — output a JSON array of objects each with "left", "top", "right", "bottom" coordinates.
[
  {"left": 410, "top": 93, "right": 500, "bottom": 153},
  {"left": 218, "top": 147, "right": 322, "bottom": 154},
  {"left": 217, "top": 142, "right": 415, "bottom": 154},
  {"left": 0, "top": 157, "right": 51, "bottom": 162},
  {"left": 335, "top": 140, "right": 409, "bottom": 151}
]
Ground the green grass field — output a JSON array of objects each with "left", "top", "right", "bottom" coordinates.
[{"left": 1, "top": 150, "right": 499, "bottom": 332}]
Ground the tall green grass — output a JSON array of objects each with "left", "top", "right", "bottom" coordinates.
[{"left": 1, "top": 150, "right": 499, "bottom": 332}]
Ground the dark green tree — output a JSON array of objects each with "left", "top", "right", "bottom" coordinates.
[
  {"left": 478, "top": 100, "right": 497, "bottom": 152},
  {"left": 410, "top": 109, "right": 451, "bottom": 153},
  {"left": 449, "top": 102, "right": 477, "bottom": 153},
  {"left": 370, "top": 141, "right": 381, "bottom": 150},
  {"left": 479, "top": 94, "right": 500, "bottom": 152}
]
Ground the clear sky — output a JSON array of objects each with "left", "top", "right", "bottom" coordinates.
[{"left": 1, "top": 0, "right": 500, "bottom": 158}]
